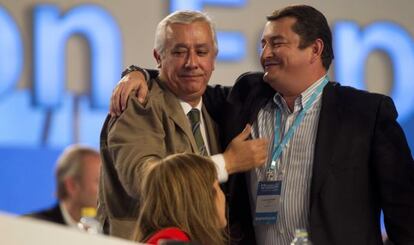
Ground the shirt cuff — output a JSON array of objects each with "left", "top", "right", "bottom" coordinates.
[{"left": 211, "top": 154, "right": 228, "bottom": 183}]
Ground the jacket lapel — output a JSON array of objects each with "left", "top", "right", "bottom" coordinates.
[
  {"left": 157, "top": 79, "right": 199, "bottom": 153},
  {"left": 202, "top": 105, "right": 221, "bottom": 154},
  {"left": 310, "top": 82, "right": 341, "bottom": 210}
]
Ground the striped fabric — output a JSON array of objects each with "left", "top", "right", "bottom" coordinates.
[
  {"left": 250, "top": 76, "right": 326, "bottom": 245},
  {"left": 187, "top": 108, "right": 208, "bottom": 156}
]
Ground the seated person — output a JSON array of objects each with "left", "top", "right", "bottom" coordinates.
[
  {"left": 24, "top": 145, "right": 101, "bottom": 227},
  {"left": 133, "top": 153, "right": 226, "bottom": 245}
]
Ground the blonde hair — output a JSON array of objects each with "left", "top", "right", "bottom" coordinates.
[
  {"left": 154, "top": 10, "right": 218, "bottom": 55},
  {"left": 134, "top": 153, "right": 226, "bottom": 245}
]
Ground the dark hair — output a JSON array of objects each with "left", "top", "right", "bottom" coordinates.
[{"left": 267, "top": 5, "right": 334, "bottom": 70}]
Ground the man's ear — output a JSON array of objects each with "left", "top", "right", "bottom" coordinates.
[
  {"left": 64, "top": 177, "right": 79, "bottom": 197},
  {"left": 153, "top": 49, "right": 162, "bottom": 68},
  {"left": 310, "top": 38, "right": 324, "bottom": 64},
  {"left": 213, "top": 50, "right": 218, "bottom": 71}
]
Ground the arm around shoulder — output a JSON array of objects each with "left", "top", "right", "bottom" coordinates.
[{"left": 107, "top": 94, "right": 166, "bottom": 198}]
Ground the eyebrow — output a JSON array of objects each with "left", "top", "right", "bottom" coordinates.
[
  {"left": 172, "top": 44, "right": 188, "bottom": 49},
  {"left": 195, "top": 44, "right": 210, "bottom": 49},
  {"left": 262, "top": 35, "right": 285, "bottom": 42},
  {"left": 172, "top": 43, "right": 211, "bottom": 49}
]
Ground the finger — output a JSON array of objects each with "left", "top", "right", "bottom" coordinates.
[
  {"left": 255, "top": 160, "right": 266, "bottom": 167},
  {"left": 115, "top": 82, "right": 126, "bottom": 116},
  {"left": 110, "top": 85, "right": 120, "bottom": 116},
  {"left": 244, "top": 124, "right": 252, "bottom": 134},
  {"left": 259, "top": 140, "right": 269, "bottom": 151},
  {"left": 247, "top": 138, "right": 268, "bottom": 149},
  {"left": 260, "top": 139, "right": 269, "bottom": 149},
  {"left": 252, "top": 148, "right": 267, "bottom": 165},
  {"left": 249, "top": 142, "right": 268, "bottom": 164},
  {"left": 109, "top": 94, "right": 115, "bottom": 116},
  {"left": 109, "top": 105, "right": 114, "bottom": 117},
  {"left": 119, "top": 82, "right": 130, "bottom": 112},
  {"left": 136, "top": 82, "right": 148, "bottom": 103},
  {"left": 234, "top": 124, "right": 252, "bottom": 142},
  {"left": 115, "top": 82, "right": 125, "bottom": 116}
]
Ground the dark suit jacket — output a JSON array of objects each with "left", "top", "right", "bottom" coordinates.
[
  {"left": 204, "top": 72, "right": 414, "bottom": 245},
  {"left": 25, "top": 203, "right": 66, "bottom": 225}
]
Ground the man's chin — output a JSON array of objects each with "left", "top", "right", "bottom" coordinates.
[
  {"left": 263, "top": 72, "right": 276, "bottom": 83},
  {"left": 263, "top": 74, "right": 282, "bottom": 90},
  {"left": 180, "top": 76, "right": 204, "bottom": 83}
]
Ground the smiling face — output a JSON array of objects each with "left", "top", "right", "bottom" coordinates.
[
  {"left": 155, "top": 21, "right": 216, "bottom": 106},
  {"left": 260, "top": 17, "right": 317, "bottom": 95}
]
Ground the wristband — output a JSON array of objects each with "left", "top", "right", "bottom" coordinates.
[{"left": 121, "top": 65, "right": 150, "bottom": 81}]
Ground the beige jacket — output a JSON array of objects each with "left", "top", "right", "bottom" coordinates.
[{"left": 97, "top": 78, "right": 221, "bottom": 240}]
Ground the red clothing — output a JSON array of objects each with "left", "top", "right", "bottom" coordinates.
[{"left": 146, "top": 227, "right": 190, "bottom": 244}]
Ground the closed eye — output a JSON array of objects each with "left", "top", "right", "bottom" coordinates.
[
  {"left": 197, "top": 50, "right": 209, "bottom": 56},
  {"left": 172, "top": 50, "right": 187, "bottom": 56},
  {"left": 272, "top": 41, "right": 286, "bottom": 47}
]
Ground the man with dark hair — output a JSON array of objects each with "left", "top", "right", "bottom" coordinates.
[
  {"left": 111, "top": 5, "right": 414, "bottom": 245},
  {"left": 25, "top": 145, "right": 101, "bottom": 227},
  {"left": 265, "top": 5, "right": 334, "bottom": 70}
]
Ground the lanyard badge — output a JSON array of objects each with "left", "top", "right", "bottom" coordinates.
[
  {"left": 254, "top": 180, "right": 282, "bottom": 225},
  {"left": 254, "top": 76, "right": 329, "bottom": 226}
]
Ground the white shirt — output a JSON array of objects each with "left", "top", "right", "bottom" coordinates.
[
  {"left": 179, "top": 99, "right": 228, "bottom": 182},
  {"left": 60, "top": 202, "right": 78, "bottom": 228}
]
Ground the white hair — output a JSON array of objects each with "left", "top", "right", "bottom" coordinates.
[{"left": 154, "top": 10, "right": 218, "bottom": 55}]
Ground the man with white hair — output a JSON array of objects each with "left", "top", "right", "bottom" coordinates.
[
  {"left": 98, "top": 10, "right": 268, "bottom": 240},
  {"left": 26, "top": 145, "right": 101, "bottom": 227}
]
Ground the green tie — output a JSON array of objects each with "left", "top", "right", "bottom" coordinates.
[{"left": 187, "top": 108, "right": 207, "bottom": 156}]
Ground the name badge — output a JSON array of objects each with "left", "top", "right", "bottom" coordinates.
[{"left": 254, "top": 180, "right": 282, "bottom": 225}]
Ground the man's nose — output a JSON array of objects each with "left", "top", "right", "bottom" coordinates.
[
  {"left": 261, "top": 43, "right": 273, "bottom": 58},
  {"left": 184, "top": 51, "right": 198, "bottom": 69}
]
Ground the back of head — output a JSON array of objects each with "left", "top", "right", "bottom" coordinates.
[
  {"left": 267, "top": 4, "right": 334, "bottom": 70},
  {"left": 55, "top": 144, "right": 100, "bottom": 201},
  {"left": 134, "top": 153, "right": 225, "bottom": 245}
]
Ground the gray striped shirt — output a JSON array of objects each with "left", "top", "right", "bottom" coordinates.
[{"left": 250, "top": 75, "right": 326, "bottom": 245}]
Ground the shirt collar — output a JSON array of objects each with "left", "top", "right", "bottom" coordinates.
[
  {"left": 273, "top": 74, "right": 328, "bottom": 113},
  {"left": 180, "top": 98, "right": 203, "bottom": 115},
  {"left": 155, "top": 76, "right": 203, "bottom": 114},
  {"left": 59, "top": 202, "right": 78, "bottom": 228}
]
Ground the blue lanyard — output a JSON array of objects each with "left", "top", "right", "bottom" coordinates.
[{"left": 269, "top": 77, "right": 329, "bottom": 172}]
